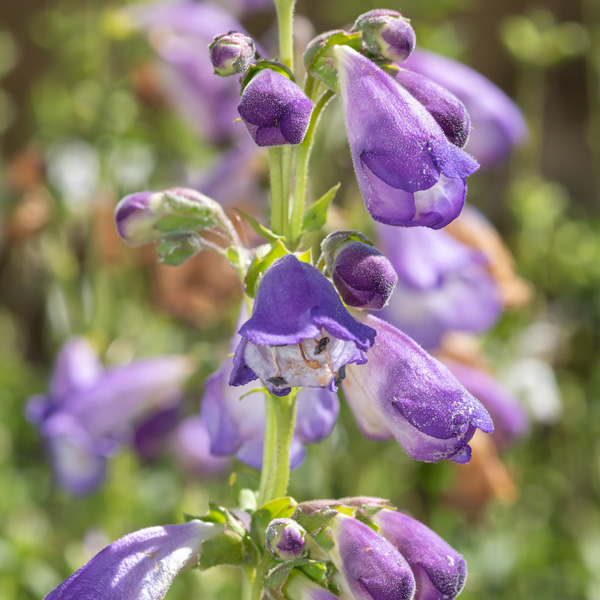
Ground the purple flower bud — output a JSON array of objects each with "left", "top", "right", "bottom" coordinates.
[
  {"left": 404, "top": 49, "right": 528, "bottom": 168},
  {"left": 334, "top": 45, "right": 479, "bottom": 229},
  {"left": 392, "top": 68, "right": 471, "bottom": 148},
  {"left": 373, "top": 509, "right": 467, "bottom": 600},
  {"left": 209, "top": 31, "right": 256, "bottom": 76},
  {"left": 238, "top": 69, "right": 313, "bottom": 146},
  {"left": 322, "top": 231, "right": 398, "bottom": 311},
  {"left": 44, "top": 520, "right": 222, "bottom": 600},
  {"left": 326, "top": 513, "right": 416, "bottom": 600},
  {"left": 354, "top": 9, "right": 416, "bottom": 63},
  {"left": 342, "top": 314, "right": 494, "bottom": 463},
  {"left": 114, "top": 187, "right": 225, "bottom": 246},
  {"left": 229, "top": 255, "right": 376, "bottom": 396},
  {"left": 266, "top": 518, "right": 306, "bottom": 560}
]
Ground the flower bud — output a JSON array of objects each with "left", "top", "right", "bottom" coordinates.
[
  {"left": 322, "top": 231, "right": 397, "bottom": 310},
  {"left": 354, "top": 9, "right": 416, "bottom": 63},
  {"left": 209, "top": 31, "right": 256, "bottom": 77},
  {"left": 325, "top": 512, "right": 416, "bottom": 600},
  {"left": 391, "top": 68, "right": 471, "bottom": 148},
  {"left": 238, "top": 68, "right": 313, "bottom": 146},
  {"left": 114, "top": 188, "right": 225, "bottom": 246},
  {"left": 266, "top": 518, "right": 306, "bottom": 560},
  {"left": 373, "top": 509, "right": 467, "bottom": 600}
]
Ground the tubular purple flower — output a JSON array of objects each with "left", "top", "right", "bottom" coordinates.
[
  {"left": 26, "top": 338, "right": 193, "bottom": 494},
  {"left": 342, "top": 314, "right": 493, "bottom": 463},
  {"left": 442, "top": 359, "right": 529, "bottom": 446},
  {"left": 209, "top": 31, "right": 256, "bottom": 76},
  {"left": 238, "top": 69, "right": 314, "bottom": 146},
  {"left": 322, "top": 231, "right": 398, "bottom": 311},
  {"left": 229, "top": 255, "right": 376, "bottom": 396},
  {"left": 373, "top": 509, "right": 466, "bottom": 600},
  {"left": 390, "top": 69, "right": 471, "bottom": 149},
  {"left": 266, "top": 518, "right": 306, "bottom": 560},
  {"left": 202, "top": 327, "right": 340, "bottom": 468},
  {"left": 334, "top": 45, "right": 479, "bottom": 229},
  {"left": 404, "top": 49, "right": 528, "bottom": 168},
  {"left": 354, "top": 9, "right": 416, "bottom": 63},
  {"left": 325, "top": 512, "right": 416, "bottom": 600},
  {"left": 44, "top": 519, "right": 222, "bottom": 600},
  {"left": 378, "top": 224, "right": 502, "bottom": 350}
]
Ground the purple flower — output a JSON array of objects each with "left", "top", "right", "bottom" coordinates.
[
  {"left": 128, "top": 1, "right": 249, "bottom": 142},
  {"left": 442, "top": 359, "right": 529, "bottom": 446},
  {"left": 266, "top": 518, "right": 306, "bottom": 560},
  {"left": 209, "top": 31, "right": 256, "bottom": 77},
  {"left": 378, "top": 224, "right": 502, "bottom": 350},
  {"left": 202, "top": 320, "right": 340, "bottom": 468},
  {"left": 354, "top": 9, "right": 416, "bottom": 62},
  {"left": 238, "top": 69, "right": 313, "bottom": 146},
  {"left": 404, "top": 49, "right": 528, "bottom": 168},
  {"left": 391, "top": 69, "right": 471, "bottom": 149},
  {"left": 321, "top": 231, "right": 398, "bottom": 311},
  {"left": 326, "top": 513, "right": 416, "bottom": 600},
  {"left": 342, "top": 314, "right": 493, "bottom": 463},
  {"left": 334, "top": 45, "right": 479, "bottom": 229},
  {"left": 44, "top": 519, "right": 222, "bottom": 600},
  {"left": 26, "top": 338, "right": 193, "bottom": 494},
  {"left": 374, "top": 509, "right": 466, "bottom": 600},
  {"left": 229, "top": 255, "right": 376, "bottom": 396}
]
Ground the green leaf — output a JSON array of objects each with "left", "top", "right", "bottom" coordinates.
[
  {"left": 244, "top": 239, "right": 290, "bottom": 298},
  {"left": 310, "top": 530, "right": 335, "bottom": 553},
  {"left": 236, "top": 209, "right": 283, "bottom": 244},
  {"left": 199, "top": 530, "right": 247, "bottom": 569},
  {"left": 292, "top": 505, "right": 338, "bottom": 535},
  {"left": 302, "top": 183, "right": 341, "bottom": 233},
  {"left": 156, "top": 232, "right": 203, "bottom": 266}
]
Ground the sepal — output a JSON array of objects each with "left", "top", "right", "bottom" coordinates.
[{"left": 303, "top": 30, "right": 362, "bottom": 91}]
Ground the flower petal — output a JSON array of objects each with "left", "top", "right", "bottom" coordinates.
[{"left": 45, "top": 520, "right": 222, "bottom": 600}]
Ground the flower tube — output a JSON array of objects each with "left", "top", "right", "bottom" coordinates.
[
  {"left": 334, "top": 45, "right": 479, "bottom": 229},
  {"left": 342, "top": 314, "right": 493, "bottom": 463}
]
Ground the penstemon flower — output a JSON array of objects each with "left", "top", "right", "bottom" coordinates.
[
  {"left": 41, "top": 3, "right": 532, "bottom": 599},
  {"left": 26, "top": 338, "right": 193, "bottom": 494},
  {"left": 229, "top": 255, "right": 376, "bottom": 396},
  {"left": 334, "top": 45, "right": 479, "bottom": 229},
  {"left": 342, "top": 314, "right": 494, "bottom": 463},
  {"left": 44, "top": 520, "right": 223, "bottom": 600}
]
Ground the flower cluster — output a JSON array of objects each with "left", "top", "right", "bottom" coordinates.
[{"left": 32, "top": 3, "right": 533, "bottom": 600}]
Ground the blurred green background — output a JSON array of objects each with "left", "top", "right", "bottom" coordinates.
[{"left": 1, "top": 0, "right": 599, "bottom": 598}]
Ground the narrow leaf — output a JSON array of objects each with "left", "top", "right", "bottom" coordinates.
[{"left": 302, "top": 183, "right": 341, "bottom": 233}]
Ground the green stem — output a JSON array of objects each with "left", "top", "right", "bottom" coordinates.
[
  {"left": 257, "top": 392, "right": 298, "bottom": 506},
  {"left": 289, "top": 90, "right": 335, "bottom": 245},
  {"left": 273, "top": 0, "right": 295, "bottom": 71},
  {"left": 269, "top": 147, "right": 284, "bottom": 235}
]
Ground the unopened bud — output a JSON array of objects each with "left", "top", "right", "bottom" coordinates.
[
  {"left": 322, "top": 231, "right": 397, "bottom": 311},
  {"left": 354, "top": 9, "right": 416, "bottom": 63},
  {"left": 209, "top": 31, "right": 256, "bottom": 77},
  {"left": 265, "top": 518, "right": 306, "bottom": 560},
  {"left": 115, "top": 188, "right": 225, "bottom": 246},
  {"left": 238, "top": 68, "right": 313, "bottom": 146}
]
